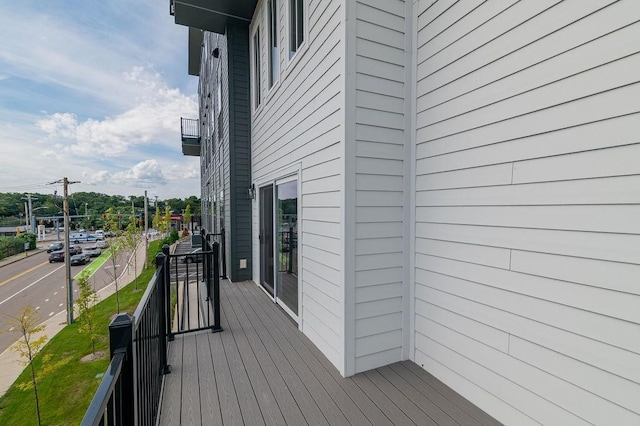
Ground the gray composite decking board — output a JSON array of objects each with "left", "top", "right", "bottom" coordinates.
[
  {"left": 232, "top": 281, "right": 374, "bottom": 426},
  {"left": 351, "top": 373, "right": 416, "bottom": 426},
  {"left": 159, "top": 279, "right": 502, "bottom": 426},
  {"left": 234, "top": 283, "right": 450, "bottom": 424},
  {"left": 228, "top": 282, "right": 351, "bottom": 425},
  {"left": 220, "top": 282, "right": 308, "bottom": 426},
  {"left": 401, "top": 361, "right": 503, "bottom": 426},
  {"left": 159, "top": 333, "right": 183, "bottom": 426},
  {"left": 376, "top": 366, "right": 457, "bottom": 426},
  {"left": 208, "top": 329, "right": 245, "bottom": 425},
  {"left": 196, "top": 331, "right": 223, "bottom": 425},
  {"left": 231, "top": 280, "right": 372, "bottom": 425},
  {"left": 180, "top": 333, "right": 201, "bottom": 425},
  {"left": 236, "top": 284, "right": 396, "bottom": 426},
  {"left": 224, "top": 280, "right": 331, "bottom": 426},
  {"left": 236, "top": 280, "right": 418, "bottom": 426},
  {"left": 217, "top": 304, "right": 266, "bottom": 426},
  {"left": 218, "top": 284, "right": 293, "bottom": 425},
  {"left": 388, "top": 363, "right": 485, "bottom": 426},
  {"left": 218, "top": 299, "right": 285, "bottom": 425},
  {"left": 236, "top": 281, "right": 411, "bottom": 426}
]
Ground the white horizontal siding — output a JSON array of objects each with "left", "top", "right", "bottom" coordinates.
[
  {"left": 413, "top": 1, "right": 640, "bottom": 425},
  {"left": 352, "top": 0, "right": 408, "bottom": 374},
  {"left": 250, "top": 0, "right": 345, "bottom": 371}
]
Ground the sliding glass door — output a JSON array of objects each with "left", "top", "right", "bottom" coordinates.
[
  {"left": 276, "top": 178, "right": 298, "bottom": 316},
  {"left": 259, "top": 177, "right": 299, "bottom": 319},
  {"left": 259, "top": 185, "right": 274, "bottom": 295}
]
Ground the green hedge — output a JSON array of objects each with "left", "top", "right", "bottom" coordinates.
[{"left": 0, "top": 237, "right": 25, "bottom": 260}]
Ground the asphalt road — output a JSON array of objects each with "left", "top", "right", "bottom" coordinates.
[{"left": 0, "top": 245, "right": 131, "bottom": 354}]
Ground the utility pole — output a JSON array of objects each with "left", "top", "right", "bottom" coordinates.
[
  {"left": 51, "top": 177, "right": 80, "bottom": 324},
  {"left": 23, "top": 202, "right": 29, "bottom": 229},
  {"left": 22, "top": 194, "right": 39, "bottom": 233},
  {"left": 144, "top": 190, "right": 149, "bottom": 269}
]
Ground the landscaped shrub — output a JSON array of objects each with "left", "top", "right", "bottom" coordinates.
[
  {"left": 16, "top": 233, "right": 37, "bottom": 250},
  {"left": 0, "top": 237, "right": 25, "bottom": 260}
]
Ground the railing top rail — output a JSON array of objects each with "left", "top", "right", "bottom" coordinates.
[
  {"left": 80, "top": 351, "right": 126, "bottom": 426},
  {"left": 180, "top": 117, "right": 199, "bottom": 138}
]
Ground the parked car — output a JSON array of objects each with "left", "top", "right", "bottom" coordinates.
[
  {"left": 70, "top": 253, "right": 91, "bottom": 266},
  {"left": 69, "top": 245, "right": 83, "bottom": 255},
  {"left": 146, "top": 229, "right": 160, "bottom": 238},
  {"left": 46, "top": 242, "right": 64, "bottom": 253},
  {"left": 181, "top": 248, "right": 203, "bottom": 264},
  {"left": 83, "top": 246, "right": 102, "bottom": 257},
  {"left": 96, "top": 240, "right": 109, "bottom": 249},
  {"left": 49, "top": 250, "right": 65, "bottom": 263}
]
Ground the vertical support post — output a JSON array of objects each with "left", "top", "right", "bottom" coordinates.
[
  {"left": 156, "top": 253, "right": 170, "bottom": 374},
  {"left": 201, "top": 229, "right": 211, "bottom": 301},
  {"left": 221, "top": 227, "right": 227, "bottom": 279},
  {"left": 109, "top": 313, "right": 134, "bottom": 426},
  {"left": 162, "top": 244, "right": 174, "bottom": 342},
  {"left": 212, "top": 241, "right": 222, "bottom": 332}
]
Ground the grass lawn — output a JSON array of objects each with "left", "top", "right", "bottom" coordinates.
[{"left": 0, "top": 240, "right": 164, "bottom": 426}]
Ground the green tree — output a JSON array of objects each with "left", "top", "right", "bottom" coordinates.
[
  {"left": 152, "top": 208, "right": 160, "bottom": 231},
  {"left": 183, "top": 204, "right": 192, "bottom": 234},
  {"left": 123, "top": 217, "right": 142, "bottom": 290},
  {"left": 105, "top": 239, "right": 124, "bottom": 313},
  {"left": 75, "top": 272, "right": 100, "bottom": 355},
  {"left": 163, "top": 206, "right": 171, "bottom": 235},
  {"left": 6, "top": 306, "right": 69, "bottom": 426}
]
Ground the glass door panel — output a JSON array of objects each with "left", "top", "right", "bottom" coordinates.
[
  {"left": 276, "top": 179, "right": 298, "bottom": 315},
  {"left": 259, "top": 185, "right": 274, "bottom": 295}
]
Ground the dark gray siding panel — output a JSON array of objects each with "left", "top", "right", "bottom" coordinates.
[{"left": 227, "top": 23, "right": 253, "bottom": 282}]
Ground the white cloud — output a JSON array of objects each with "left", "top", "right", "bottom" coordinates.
[
  {"left": 0, "top": 1, "right": 201, "bottom": 199},
  {"left": 35, "top": 66, "right": 197, "bottom": 157}
]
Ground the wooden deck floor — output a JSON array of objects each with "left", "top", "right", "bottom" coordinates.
[{"left": 158, "top": 279, "right": 501, "bottom": 426}]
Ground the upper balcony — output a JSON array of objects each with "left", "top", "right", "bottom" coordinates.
[{"left": 181, "top": 117, "right": 201, "bottom": 156}]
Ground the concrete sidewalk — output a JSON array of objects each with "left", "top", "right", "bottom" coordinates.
[{"left": 0, "top": 240, "right": 151, "bottom": 397}]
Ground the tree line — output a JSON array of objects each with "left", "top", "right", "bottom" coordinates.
[{"left": 0, "top": 192, "right": 200, "bottom": 228}]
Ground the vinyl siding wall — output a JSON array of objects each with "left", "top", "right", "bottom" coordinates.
[
  {"left": 200, "top": 32, "right": 230, "bottom": 249},
  {"left": 352, "top": 0, "right": 409, "bottom": 373},
  {"left": 250, "top": 0, "right": 346, "bottom": 370},
  {"left": 227, "top": 24, "right": 253, "bottom": 282},
  {"left": 414, "top": 1, "right": 640, "bottom": 425}
]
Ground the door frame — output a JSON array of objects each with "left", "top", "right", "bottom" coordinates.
[{"left": 255, "top": 166, "right": 301, "bottom": 325}]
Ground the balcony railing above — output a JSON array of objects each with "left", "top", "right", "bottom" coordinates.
[{"left": 180, "top": 117, "right": 200, "bottom": 156}]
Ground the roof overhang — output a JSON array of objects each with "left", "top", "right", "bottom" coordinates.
[{"left": 171, "top": 0, "right": 257, "bottom": 34}]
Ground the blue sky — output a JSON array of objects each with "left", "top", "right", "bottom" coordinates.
[{"left": 0, "top": 0, "right": 200, "bottom": 199}]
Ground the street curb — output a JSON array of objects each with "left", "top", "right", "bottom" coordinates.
[{"left": 0, "top": 249, "right": 45, "bottom": 269}]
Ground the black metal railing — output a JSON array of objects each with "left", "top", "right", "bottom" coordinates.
[
  {"left": 278, "top": 227, "right": 297, "bottom": 274},
  {"left": 83, "top": 238, "right": 223, "bottom": 425},
  {"left": 131, "top": 253, "right": 171, "bottom": 425},
  {"left": 206, "top": 227, "right": 227, "bottom": 279},
  {"left": 180, "top": 117, "right": 199, "bottom": 139},
  {"left": 165, "top": 229, "right": 222, "bottom": 340},
  {"left": 81, "top": 314, "right": 133, "bottom": 426},
  {"left": 82, "top": 249, "right": 182, "bottom": 425}
]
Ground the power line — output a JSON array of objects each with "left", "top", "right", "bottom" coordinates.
[{"left": 0, "top": 181, "right": 55, "bottom": 192}]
